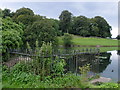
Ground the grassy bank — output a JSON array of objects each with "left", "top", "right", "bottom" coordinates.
[
  {"left": 2, "top": 65, "right": 119, "bottom": 89},
  {"left": 58, "top": 35, "right": 118, "bottom": 46},
  {"left": 64, "top": 47, "right": 119, "bottom": 53}
]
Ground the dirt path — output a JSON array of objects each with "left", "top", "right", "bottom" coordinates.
[{"left": 90, "top": 77, "right": 112, "bottom": 84}]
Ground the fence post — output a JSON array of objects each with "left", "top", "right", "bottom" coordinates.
[{"left": 74, "top": 50, "right": 77, "bottom": 76}]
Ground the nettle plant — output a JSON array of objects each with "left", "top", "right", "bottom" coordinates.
[{"left": 25, "top": 40, "right": 66, "bottom": 80}]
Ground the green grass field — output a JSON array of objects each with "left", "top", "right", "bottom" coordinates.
[{"left": 58, "top": 35, "right": 119, "bottom": 46}]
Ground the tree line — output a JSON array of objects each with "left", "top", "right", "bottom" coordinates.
[
  {"left": 0, "top": 7, "right": 113, "bottom": 56},
  {"left": 59, "top": 10, "right": 112, "bottom": 38}
]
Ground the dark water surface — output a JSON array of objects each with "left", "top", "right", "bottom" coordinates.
[{"left": 64, "top": 49, "right": 119, "bottom": 82}]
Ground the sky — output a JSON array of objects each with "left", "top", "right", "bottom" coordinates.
[{"left": 0, "top": 0, "right": 119, "bottom": 38}]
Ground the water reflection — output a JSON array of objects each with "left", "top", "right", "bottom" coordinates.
[
  {"left": 118, "top": 50, "right": 120, "bottom": 82},
  {"left": 65, "top": 52, "right": 111, "bottom": 72},
  {"left": 117, "top": 50, "right": 120, "bottom": 55},
  {"left": 92, "top": 52, "right": 111, "bottom": 73},
  {"left": 64, "top": 50, "right": 118, "bottom": 82},
  {"left": 100, "top": 50, "right": 119, "bottom": 82}
]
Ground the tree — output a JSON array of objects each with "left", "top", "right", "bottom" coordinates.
[
  {"left": 88, "top": 18, "right": 99, "bottom": 37},
  {"left": 71, "top": 16, "right": 90, "bottom": 37},
  {"left": 1, "top": 8, "right": 15, "bottom": 18},
  {"left": 1, "top": 17, "right": 23, "bottom": 51},
  {"left": 24, "top": 19, "right": 58, "bottom": 48},
  {"left": 12, "top": 8, "right": 45, "bottom": 26},
  {"left": 0, "top": 9, "right": 3, "bottom": 17},
  {"left": 116, "top": 35, "right": 120, "bottom": 40},
  {"left": 13, "top": 7, "right": 34, "bottom": 18},
  {"left": 12, "top": 7, "right": 34, "bottom": 25},
  {"left": 2, "top": 9, "right": 11, "bottom": 18},
  {"left": 16, "top": 14, "right": 35, "bottom": 25},
  {"left": 1, "top": 17, "right": 24, "bottom": 61},
  {"left": 59, "top": 10, "right": 72, "bottom": 33},
  {"left": 93, "top": 16, "right": 112, "bottom": 38},
  {"left": 48, "top": 18, "right": 60, "bottom": 36},
  {"left": 32, "top": 15, "right": 45, "bottom": 22}
]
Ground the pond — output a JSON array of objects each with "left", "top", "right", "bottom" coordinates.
[
  {"left": 63, "top": 48, "right": 119, "bottom": 82},
  {"left": 99, "top": 50, "right": 119, "bottom": 82}
]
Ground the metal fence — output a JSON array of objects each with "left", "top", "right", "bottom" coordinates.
[{"left": 3, "top": 48, "right": 100, "bottom": 76}]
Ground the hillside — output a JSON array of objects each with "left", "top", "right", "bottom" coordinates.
[{"left": 58, "top": 35, "right": 118, "bottom": 46}]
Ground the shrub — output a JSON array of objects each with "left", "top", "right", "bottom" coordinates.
[
  {"left": 52, "top": 56, "right": 66, "bottom": 76},
  {"left": 79, "top": 64, "right": 90, "bottom": 82},
  {"left": 1, "top": 17, "right": 24, "bottom": 62},
  {"left": 62, "top": 33, "right": 73, "bottom": 47}
]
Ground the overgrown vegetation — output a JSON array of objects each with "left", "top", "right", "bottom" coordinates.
[
  {"left": 2, "top": 62, "right": 119, "bottom": 88},
  {"left": 1, "top": 7, "right": 119, "bottom": 89},
  {"left": 2, "top": 65, "right": 89, "bottom": 88},
  {"left": 1, "top": 17, "right": 24, "bottom": 61},
  {"left": 26, "top": 41, "right": 66, "bottom": 79}
]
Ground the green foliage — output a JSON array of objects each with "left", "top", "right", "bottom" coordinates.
[
  {"left": 0, "top": 9, "right": 3, "bottom": 17},
  {"left": 48, "top": 18, "right": 60, "bottom": 36},
  {"left": 26, "top": 41, "right": 66, "bottom": 79},
  {"left": 98, "top": 83, "right": 118, "bottom": 88},
  {"left": 26, "top": 41, "right": 52, "bottom": 77},
  {"left": 13, "top": 7, "right": 34, "bottom": 18},
  {"left": 1, "top": 17, "right": 24, "bottom": 61},
  {"left": 52, "top": 56, "right": 66, "bottom": 76},
  {"left": 2, "top": 30, "right": 22, "bottom": 52},
  {"left": 1, "top": 7, "right": 118, "bottom": 89},
  {"left": 48, "top": 73, "right": 89, "bottom": 88},
  {"left": 59, "top": 10, "right": 72, "bottom": 33},
  {"left": 62, "top": 33, "right": 73, "bottom": 47},
  {"left": 2, "top": 57, "right": 118, "bottom": 88},
  {"left": 93, "top": 16, "right": 112, "bottom": 38},
  {"left": 26, "top": 42, "right": 32, "bottom": 53},
  {"left": 70, "top": 15, "right": 112, "bottom": 38},
  {"left": 2, "top": 42, "right": 67, "bottom": 87},
  {"left": 79, "top": 29, "right": 90, "bottom": 37},
  {"left": 79, "top": 64, "right": 90, "bottom": 75},
  {"left": 2, "top": 9, "right": 11, "bottom": 17},
  {"left": 71, "top": 16, "right": 90, "bottom": 37},
  {"left": 11, "top": 7, "right": 112, "bottom": 39},
  {"left": 89, "top": 18, "right": 99, "bottom": 36},
  {"left": 12, "top": 7, "right": 35, "bottom": 26},
  {"left": 2, "top": 17, "right": 23, "bottom": 34},
  {"left": 88, "top": 74, "right": 100, "bottom": 81},
  {"left": 1, "top": 17, "right": 23, "bottom": 48},
  {"left": 2, "top": 65, "right": 41, "bottom": 88},
  {"left": 79, "top": 64, "right": 90, "bottom": 82},
  {"left": 2, "top": 66, "right": 90, "bottom": 88},
  {"left": 116, "top": 35, "right": 120, "bottom": 40},
  {"left": 16, "top": 15, "right": 34, "bottom": 25},
  {"left": 25, "top": 19, "right": 58, "bottom": 48},
  {"left": 2, "top": 8, "right": 14, "bottom": 18}
]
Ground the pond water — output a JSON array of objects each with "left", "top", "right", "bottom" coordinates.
[
  {"left": 64, "top": 49, "right": 119, "bottom": 82},
  {"left": 99, "top": 50, "right": 119, "bottom": 82}
]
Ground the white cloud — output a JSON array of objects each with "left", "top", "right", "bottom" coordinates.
[{"left": 111, "top": 27, "right": 118, "bottom": 38}]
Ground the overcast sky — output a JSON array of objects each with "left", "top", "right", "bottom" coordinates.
[{"left": 0, "top": 0, "right": 119, "bottom": 38}]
